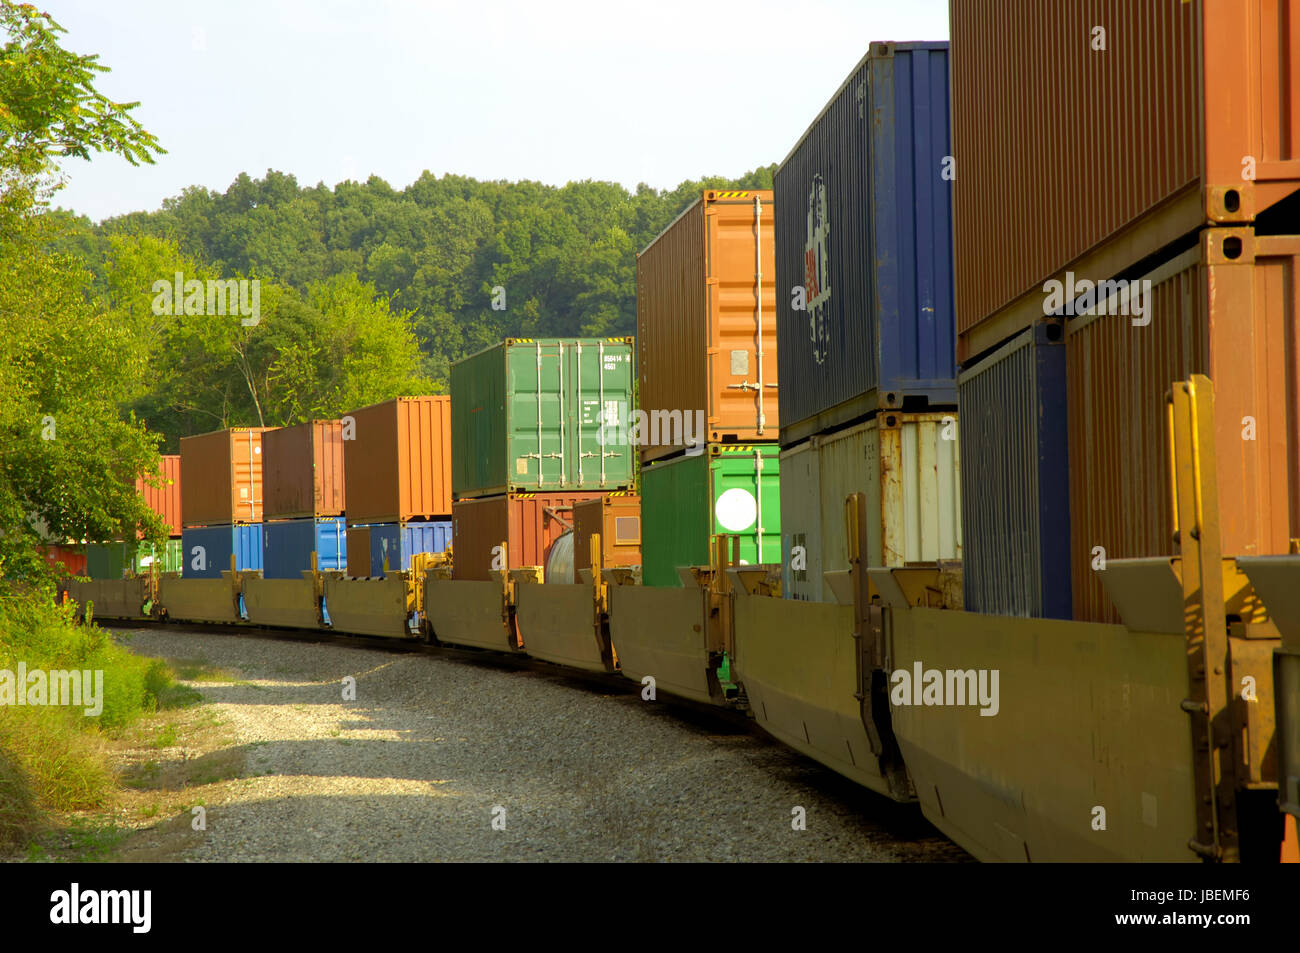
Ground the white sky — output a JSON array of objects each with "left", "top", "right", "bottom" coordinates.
[{"left": 48, "top": 0, "right": 950, "bottom": 222}]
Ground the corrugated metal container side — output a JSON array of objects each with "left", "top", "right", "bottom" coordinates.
[
  {"left": 451, "top": 338, "right": 636, "bottom": 498},
  {"left": 641, "top": 445, "right": 781, "bottom": 588},
  {"left": 180, "top": 524, "right": 263, "bottom": 579},
  {"left": 86, "top": 542, "right": 127, "bottom": 580},
  {"left": 262, "top": 517, "right": 347, "bottom": 579},
  {"left": 88, "top": 539, "right": 184, "bottom": 578},
  {"left": 637, "top": 191, "right": 779, "bottom": 462},
  {"left": 774, "top": 42, "right": 956, "bottom": 446},
  {"left": 343, "top": 396, "right": 451, "bottom": 524},
  {"left": 180, "top": 428, "right": 270, "bottom": 526},
  {"left": 958, "top": 323, "right": 1071, "bottom": 619},
  {"left": 135, "top": 539, "right": 183, "bottom": 575},
  {"left": 40, "top": 544, "right": 86, "bottom": 577},
  {"left": 952, "top": 0, "right": 1300, "bottom": 359},
  {"left": 451, "top": 492, "right": 610, "bottom": 581},
  {"left": 1066, "top": 229, "right": 1300, "bottom": 623},
  {"left": 263, "top": 420, "right": 346, "bottom": 519},
  {"left": 572, "top": 492, "right": 642, "bottom": 570},
  {"left": 346, "top": 527, "right": 372, "bottom": 577},
  {"left": 781, "top": 412, "right": 962, "bottom": 601},
  {"left": 135, "top": 454, "right": 181, "bottom": 536},
  {"left": 367, "top": 521, "right": 453, "bottom": 578}
]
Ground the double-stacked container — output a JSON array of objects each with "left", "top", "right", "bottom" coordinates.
[
  {"left": 342, "top": 397, "right": 453, "bottom": 578},
  {"left": 86, "top": 454, "right": 183, "bottom": 580},
  {"left": 951, "top": 0, "right": 1300, "bottom": 622},
  {"left": 261, "top": 420, "right": 348, "bottom": 578},
  {"left": 180, "top": 430, "right": 270, "bottom": 578},
  {"left": 637, "top": 192, "right": 782, "bottom": 585},
  {"left": 774, "top": 42, "right": 962, "bottom": 601},
  {"left": 450, "top": 339, "right": 636, "bottom": 579}
]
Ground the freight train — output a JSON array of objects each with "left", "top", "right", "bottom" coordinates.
[{"left": 58, "top": 3, "right": 1300, "bottom": 864}]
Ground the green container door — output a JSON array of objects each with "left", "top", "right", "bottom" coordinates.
[
  {"left": 87, "top": 540, "right": 182, "bottom": 578},
  {"left": 86, "top": 542, "right": 129, "bottom": 580},
  {"left": 452, "top": 338, "right": 635, "bottom": 497},
  {"left": 641, "top": 445, "right": 781, "bottom": 587},
  {"left": 133, "top": 538, "right": 183, "bottom": 575}
]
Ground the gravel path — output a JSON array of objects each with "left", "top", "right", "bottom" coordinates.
[{"left": 115, "top": 626, "right": 969, "bottom": 863}]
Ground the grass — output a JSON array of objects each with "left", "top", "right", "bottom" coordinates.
[{"left": 0, "top": 584, "right": 194, "bottom": 854}]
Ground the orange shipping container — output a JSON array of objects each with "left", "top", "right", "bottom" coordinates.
[
  {"left": 573, "top": 493, "right": 641, "bottom": 571},
  {"left": 451, "top": 491, "right": 609, "bottom": 581},
  {"left": 952, "top": 0, "right": 1300, "bottom": 360},
  {"left": 263, "top": 420, "right": 346, "bottom": 519},
  {"left": 180, "top": 429, "right": 271, "bottom": 526},
  {"left": 636, "top": 190, "right": 778, "bottom": 462},
  {"left": 135, "top": 454, "right": 181, "bottom": 536},
  {"left": 1066, "top": 229, "right": 1299, "bottom": 623},
  {"left": 343, "top": 397, "right": 451, "bottom": 524}
]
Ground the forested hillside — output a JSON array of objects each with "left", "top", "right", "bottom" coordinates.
[{"left": 48, "top": 165, "right": 775, "bottom": 446}]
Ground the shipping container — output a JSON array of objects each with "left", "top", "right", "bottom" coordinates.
[
  {"left": 637, "top": 190, "right": 778, "bottom": 461},
  {"left": 180, "top": 524, "right": 264, "bottom": 579},
  {"left": 40, "top": 544, "right": 86, "bottom": 577},
  {"left": 367, "top": 521, "right": 452, "bottom": 578},
  {"left": 781, "top": 412, "right": 961, "bottom": 601},
  {"left": 641, "top": 445, "right": 780, "bottom": 588},
  {"left": 1066, "top": 229, "right": 1300, "bottom": 623},
  {"left": 451, "top": 338, "right": 636, "bottom": 498},
  {"left": 952, "top": 0, "right": 1300, "bottom": 360},
  {"left": 451, "top": 491, "right": 609, "bottom": 581},
  {"left": 572, "top": 492, "right": 641, "bottom": 571},
  {"left": 346, "top": 527, "right": 372, "bottom": 577},
  {"left": 343, "top": 396, "right": 451, "bottom": 524},
  {"left": 774, "top": 42, "right": 956, "bottom": 447},
  {"left": 262, "top": 517, "right": 346, "bottom": 579},
  {"left": 85, "top": 542, "right": 127, "bottom": 580},
  {"left": 87, "top": 541, "right": 182, "bottom": 579},
  {"left": 263, "top": 420, "right": 346, "bottom": 519},
  {"left": 180, "top": 428, "right": 271, "bottom": 526},
  {"left": 136, "top": 454, "right": 181, "bottom": 536},
  {"left": 958, "top": 323, "right": 1071, "bottom": 619}
]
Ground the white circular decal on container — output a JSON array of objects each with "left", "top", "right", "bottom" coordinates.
[{"left": 715, "top": 488, "right": 757, "bottom": 532}]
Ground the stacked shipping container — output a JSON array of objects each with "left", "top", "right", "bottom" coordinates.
[
  {"left": 86, "top": 455, "right": 183, "bottom": 580},
  {"left": 179, "top": 429, "right": 270, "bottom": 578},
  {"left": 951, "top": 1, "right": 1300, "bottom": 622},
  {"left": 342, "top": 397, "right": 454, "bottom": 576},
  {"left": 262, "top": 420, "right": 348, "bottom": 578},
  {"left": 774, "top": 42, "right": 962, "bottom": 602},
  {"left": 450, "top": 340, "right": 637, "bottom": 580},
  {"left": 637, "top": 192, "right": 781, "bottom": 586}
]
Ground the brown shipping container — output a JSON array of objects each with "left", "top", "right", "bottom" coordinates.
[
  {"left": 637, "top": 190, "right": 778, "bottom": 462},
  {"left": 344, "top": 397, "right": 451, "bottom": 524},
  {"left": 451, "top": 491, "right": 609, "bottom": 581},
  {"left": 346, "top": 527, "right": 372, "bottom": 577},
  {"left": 180, "top": 428, "right": 271, "bottom": 526},
  {"left": 1066, "top": 229, "right": 1299, "bottom": 623},
  {"left": 952, "top": 0, "right": 1300, "bottom": 360},
  {"left": 136, "top": 454, "right": 181, "bottom": 536},
  {"left": 573, "top": 493, "right": 642, "bottom": 571},
  {"left": 263, "top": 420, "right": 346, "bottom": 519}
]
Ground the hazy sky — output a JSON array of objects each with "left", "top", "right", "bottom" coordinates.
[{"left": 49, "top": 0, "right": 950, "bottom": 222}]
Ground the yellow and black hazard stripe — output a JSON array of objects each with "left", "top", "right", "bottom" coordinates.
[{"left": 711, "top": 190, "right": 750, "bottom": 199}]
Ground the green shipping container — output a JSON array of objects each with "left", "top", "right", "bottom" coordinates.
[
  {"left": 85, "top": 540, "right": 184, "bottom": 579},
  {"left": 451, "top": 338, "right": 636, "bottom": 498},
  {"left": 641, "top": 444, "right": 781, "bottom": 587}
]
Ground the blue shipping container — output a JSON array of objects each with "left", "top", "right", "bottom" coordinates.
[
  {"left": 181, "top": 524, "right": 263, "bottom": 579},
  {"left": 774, "top": 41, "right": 956, "bottom": 446},
  {"left": 958, "top": 321, "right": 1071, "bottom": 619},
  {"left": 367, "top": 521, "right": 452, "bottom": 578},
  {"left": 262, "top": 517, "right": 346, "bottom": 579}
]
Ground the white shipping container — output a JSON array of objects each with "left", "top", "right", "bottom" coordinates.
[{"left": 782, "top": 412, "right": 962, "bottom": 602}]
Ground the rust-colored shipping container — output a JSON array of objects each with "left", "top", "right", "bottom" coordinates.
[
  {"left": 263, "top": 420, "right": 346, "bottom": 519},
  {"left": 1066, "top": 228, "right": 1300, "bottom": 623},
  {"left": 451, "top": 491, "right": 609, "bottom": 581},
  {"left": 180, "top": 428, "right": 271, "bottom": 526},
  {"left": 637, "top": 190, "right": 778, "bottom": 462},
  {"left": 573, "top": 492, "right": 641, "bottom": 571},
  {"left": 952, "top": 0, "right": 1300, "bottom": 360},
  {"left": 135, "top": 454, "right": 181, "bottom": 536},
  {"left": 346, "top": 527, "right": 372, "bottom": 577},
  {"left": 343, "top": 396, "right": 451, "bottom": 524}
]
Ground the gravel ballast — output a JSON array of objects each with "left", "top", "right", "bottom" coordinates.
[{"left": 117, "top": 626, "right": 969, "bottom": 863}]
